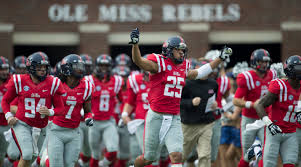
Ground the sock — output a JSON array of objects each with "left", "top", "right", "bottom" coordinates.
[
  {"left": 90, "top": 157, "right": 99, "bottom": 167},
  {"left": 159, "top": 159, "right": 170, "bottom": 167},
  {"left": 238, "top": 159, "right": 249, "bottom": 167},
  {"left": 114, "top": 159, "right": 128, "bottom": 167},
  {"left": 45, "top": 158, "right": 50, "bottom": 167},
  {"left": 36, "top": 156, "right": 41, "bottom": 165},
  {"left": 80, "top": 153, "right": 90, "bottom": 163},
  {"left": 283, "top": 164, "right": 295, "bottom": 167}
]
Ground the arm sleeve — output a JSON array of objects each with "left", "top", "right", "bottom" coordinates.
[
  {"left": 147, "top": 53, "right": 166, "bottom": 73},
  {"left": 126, "top": 85, "right": 137, "bottom": 106},
  {"left": 1, "top": 78, "right": 18, "bottom": 118},
  {"left": 180, "top": 81, "right": 195, "bottom": 111},
  {"left": 234, "top": 74, "right": 248, "bottom": 98}
]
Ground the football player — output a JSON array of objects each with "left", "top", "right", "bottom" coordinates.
[
  {"left": 254, "top": 55, "right": 301, "bottom": 167},
  {"left": 233, "top": 49, "right": 277, "bottom": 167},
  {"left": 0, "top": 57, "right": 11, "bottom": 167},
  {"left": 47, "top": 54, "right": 94, "bottom": 167},
  {"left": 129, "top": 28, "right": 232, "bottom": 167},
  {"left": 1, "top": 52, "right": 65, "bottom": 167},
  {"left": 87, "top": 54, "right": 123, "bottom": 167}
]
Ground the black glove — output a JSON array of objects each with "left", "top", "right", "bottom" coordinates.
[
  {"left": 296, "top": 112, "right": 301, "bottom": 124},
  {"left": 219, "top": 46, "right": 232, "bottom": 61},
  {"left": 129, "top": 28, "right": 140, "bottom": 44},
  {"left": 267, "top": 123, "right": 282, "bottom": 135},
  {"left": 85, "top": 118, "right": 94, "bottom": 127}
]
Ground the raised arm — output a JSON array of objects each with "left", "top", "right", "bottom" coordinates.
[
  {"left": 186, "top": 47, "right": 232, "bottom": 80},
  {"left": 130, "top": 28, "right": 158, "bottom": 73}
]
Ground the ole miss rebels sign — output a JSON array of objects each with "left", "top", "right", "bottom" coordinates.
[{"left": 48, "top": 3, "right": 240, "bottom": 23}]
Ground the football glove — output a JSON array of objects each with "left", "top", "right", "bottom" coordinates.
[
  {"left": 219, "top": 46, "right": 232, "bottom": 61},
  {"left": 267, "top": 123, "right": 282, "bottom": 135},
  {"left": 85, "top": 118, "right": 94, "bottom": 127},
  {"left": 296, "top": 112, "right": 301, "bottom": 124},
  {"left": 129, "top": 28, "right": 140, "bottom": 44}
]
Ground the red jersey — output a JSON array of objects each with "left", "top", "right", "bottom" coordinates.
[
  {"left": 127, "top": 73, "right": 150, "bottom": 119},
  {"left": 235, "top": 70, "right": 277, "bottom": 119},
  {"left": 268, "top": 79, "right": 301, "bottom": 133},
  {"left": 0, "top": 78, "right": 9, "bottom": 126},
  {"left": 1, "top": 74, "right": 65, "bottom": 128},
  {"left": 147, "top": 54, "right": 190, "bottom": 115},
  {"left": 215, "top": 76, "right": 231, "bottom": 119},
  {"left": 53, "top": 79, "right": 94, "bottom": 129},
  {"left": 91, "top": 75, "right": 123, "bottom": 121}
]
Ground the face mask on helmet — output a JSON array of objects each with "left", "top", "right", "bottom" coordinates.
[
  {"left": 61, "top": 54, "right": 85, "bottom": 79},
  {"left": 26, "top": 52, "right": 50, "bottom": 82},
  {"left": 14, "top": 56, "right": 27, "bottom": 74},
  {"left": 250, "top": 49, "right": 271, "bottom": 74},
  {"left": 284, "top": 55, "right": 301, "bottom": 80},
  {"left": 166, "top": 36, "right": 188, "bottom": 64},
  {"left": 0, "top": 65, "right": 9, "bottom": 80},
  {"left": 95, "top": 55, "right": 113, "bottom": 79},
  {"left": 80, "top": 54, "right": 93, "bottom": 75}
]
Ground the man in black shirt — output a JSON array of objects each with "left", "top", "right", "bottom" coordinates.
[{"left": 180, "top": 60, "right": 219, "bottom": 167}]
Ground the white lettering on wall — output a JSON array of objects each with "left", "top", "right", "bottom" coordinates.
[
  {"left": 48, "top": 3, "right": 240, "bottom": 23},
  {"left": 162, "top": 3, "right": 240, "bottom": 22},
  {"left": 48, "top": 4, "right": 88, "bottom": 22},
  {"left": 98, "top": 5, "right": 152, "bottom": 22}
]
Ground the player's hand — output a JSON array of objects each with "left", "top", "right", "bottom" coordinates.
[
  {"left": 296, "top": 112, "right": 301, "bottom": 124},
  {"left": 122, "top": 116, "right": 131, "bottom": 125},
  {"left": 219, "top": 46, "right": 232, "bottom": 61},
  {"left": 7, "top": 117, "right": 17, "bottom": 126},
  {"left": 267, "top": 123, "right": 282, "bottom": 135},
  {"left": 192, "top": 97, "right": 201, "bottom": 106},
  {"left": 85, "top": 118, "right": 94, "bottom": 127},
  {"left": 129, "top": 28, "right": 139, "bottom": 44},
  {"left": 38, "top": 106, "right": 51, "bottom": 116}
]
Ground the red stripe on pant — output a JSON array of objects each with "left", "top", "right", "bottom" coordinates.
[{"left": 11, "top": 128, "right": 23, "bottom": 157}]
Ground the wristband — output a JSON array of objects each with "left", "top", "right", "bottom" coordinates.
[
  {"left": 121, "top": 112, "right": 129, "bottom": 118},
  {"left": 245, "top": 101, "right": 253, "bottom": 109},
  {"left": 5, "top": 112, "right": 14, "bottom": 120},
  {"left": 262, "top": 116, "right": 273, "bottom": 126},
  {"left": 49, "top": 109, "right": 55, "bottom": 116}
]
